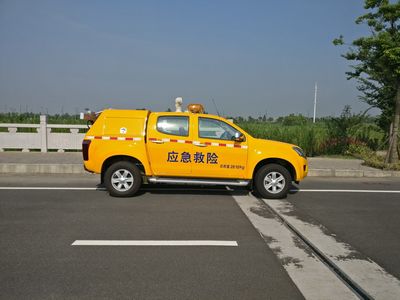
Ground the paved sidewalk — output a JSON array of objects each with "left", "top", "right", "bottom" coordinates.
[
  {"left": 0, "top": 152, "right": 399, "bottom": 177},
  {"left": 307, "top": 157, "right": 400, "bottom": 177}
]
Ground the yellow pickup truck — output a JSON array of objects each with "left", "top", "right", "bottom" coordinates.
[{"left": 82, "top": 105, "right": 308, "bottom": 198}]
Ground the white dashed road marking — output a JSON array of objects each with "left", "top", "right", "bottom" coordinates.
[{"left": 71, "top": 240, "right": 238, "bottom": 246}]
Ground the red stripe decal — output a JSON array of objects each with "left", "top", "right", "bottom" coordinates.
[
  {"left": 149, "top": 138, "right": 156, "bottom": 141},
  {"left": 110, "top": 137, "right": 118, "bottom": 140},
  {"left": 205, "top": 142, "right": 212, "bottom": 146},
  {"left": 170, "top": 139, "right": 178, "bottom": 143},
  {"left": 125, "top": 137, "right": 133, "bottom": 141},
  {"left": 185, "top": 140, "right": 192, "bottom": 144},
  {"left": 94, "top": 136, "right": 102, "bottom": 139},
  {"left": 234, "top": 144, "right": 241, "bottom": 148},
  {"left": 219, "top": 143, "right": 226, "bottom": 147}
]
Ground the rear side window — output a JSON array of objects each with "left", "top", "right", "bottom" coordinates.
[{"left": 157, "top": 116, "right": 189, "bottom": 136}]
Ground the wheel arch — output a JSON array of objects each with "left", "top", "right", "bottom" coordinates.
[
  {"left": 253, "top": 158, "right": 296, "bottom": 181},
  {"left": 101, "top": 155, "right": 146, "bottom": 183}
]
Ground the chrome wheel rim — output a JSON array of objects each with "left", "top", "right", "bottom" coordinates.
[
  {"left": 111, "top": 169, "right": 134, "bottom": 192},
  {"left": 263, "top": 172, "right": 285, "bottom": 194}
]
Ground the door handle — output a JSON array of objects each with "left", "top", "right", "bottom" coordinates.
[
  {"left": 194, "top": 143, "right": 207, "bottom": 147},
  {"left": 151, "top": 140, "right": 164, "bottom": 144}
]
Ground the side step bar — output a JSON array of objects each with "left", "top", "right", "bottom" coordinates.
[{"left": 148, "top": 177, "right": 250, "bottom": 186}]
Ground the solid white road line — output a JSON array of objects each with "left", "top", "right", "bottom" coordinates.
[
  {"left": 71, "top": 240, "right": 238, "bottom": 246},
  {"left": 291, "top": 189, "right": 400, "bottom": 193},
  {"left": 1, "top": 186, "right": 400, "bottom": 193},
  {"left": 0, "top": 187, "right": 101, "bottom": 190},
  {"left": 0, "top": 187, "right": 226, "bottom": 191},
  {"left": 265, "top": 198, "right": 400, "bottom": 300},
  {"left": 234, "top": 195, "right": 358, "bottom": 300}
]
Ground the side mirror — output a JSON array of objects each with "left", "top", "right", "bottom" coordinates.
[{"left": 233, "top": 132, "right": 245, "bottom": 142}]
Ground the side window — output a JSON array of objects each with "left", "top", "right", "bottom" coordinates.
[
  {"left": 157, "top": 116, "right": 189, "bottom": 137},
  {"left": 199, "top": 117, "right": 242, "bottom": 141}
]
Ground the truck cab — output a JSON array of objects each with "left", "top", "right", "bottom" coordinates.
[{"left": 82, "top": 106, "right": 308, "bottom": 199}]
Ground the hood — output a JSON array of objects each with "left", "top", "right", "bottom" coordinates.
[
  {"left": 252, "top": 137, "right": 297, "bottom": 150},
  {"left": 248, "top": 137, "right": 306, "bottom": 160}
]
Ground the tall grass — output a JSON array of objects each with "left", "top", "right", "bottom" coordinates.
[
  {"left": 238, "top": 120, "right": 385, "bottom": 156},
  {"left": 0, "top": 112, "right": 85, "bottom": 124},
  {"left": 236, "top": 107, "right": 386, "bottom": 157},
  {"left": 0, "top": 112, "right": 86, "bottom": 133},
  {"left": 238, "top": 122, "right": 329, "bottom": 156}
]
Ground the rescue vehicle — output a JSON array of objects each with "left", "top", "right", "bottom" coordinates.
[{"left": 81, "top": 100, "right": 308, "bottom": 199}]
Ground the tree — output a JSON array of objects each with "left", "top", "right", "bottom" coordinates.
[
  {"left": 281, "top": 114, "right": 309, "bottom": 126},
  {"left": 333, "top": 0, "right": 400, "bottom": 163}
]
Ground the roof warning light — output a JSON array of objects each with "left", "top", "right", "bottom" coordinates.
[{"left": 187, "top": 104, "right": 205, "bottom": 114}]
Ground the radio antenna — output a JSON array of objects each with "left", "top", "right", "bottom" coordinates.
[{"left": 212, "top": 98, "right": 220, "bottom": 116}]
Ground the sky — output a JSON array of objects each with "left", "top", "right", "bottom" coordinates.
[{"left": 0, "top": 0, "right": 378, "bottom": 118}]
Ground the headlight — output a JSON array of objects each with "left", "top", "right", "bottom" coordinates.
[{"left": 292, "top": 146, "right": 306, "bottom": 158}]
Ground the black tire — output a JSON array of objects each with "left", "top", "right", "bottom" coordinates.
[
  {"left": 104, "top": 161, "right": 142, "bottom": 197},
  {"left": 254, "top": 164, "right": 291, "bottom": 199}
]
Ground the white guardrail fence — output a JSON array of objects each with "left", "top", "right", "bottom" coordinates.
[{"left": 0, "top": 115, "right": 87, "bottom": 152}]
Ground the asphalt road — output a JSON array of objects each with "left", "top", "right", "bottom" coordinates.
[
  {"left": 0, "top": 175, "right": 302, "bottom": 300},
  {"left": 1, "top": 175, "right": 400, "bottom": 299},
  {"left": 288, "top": 177, "right": 400, "bottom": 280}
]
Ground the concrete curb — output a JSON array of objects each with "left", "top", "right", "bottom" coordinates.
[
  {"left": 0, "top": 163, "right": 399, "bottom": 177},
  {"left": 0, "top": 163, "right": 85, "bottom": 174},
  {"left": 309, "top": 168, "right": 399, "bottom": 178}
]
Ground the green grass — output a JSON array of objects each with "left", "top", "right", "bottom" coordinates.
[
  {"left": 0, "top": 112, "right": 87, "bottom": 133},
  {"left": 237, "top": 120, "right": 386, "bottom": 157},
  {"left": 238, "top": 121, "right": 330, "bottom": 156}
]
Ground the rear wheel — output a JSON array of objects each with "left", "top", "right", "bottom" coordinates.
[
  {"left": 104, "top": 161, "right": 142, "bottom": 197},
  {"left": 254, "top": 164, "right": 291, "bottom": 199}
]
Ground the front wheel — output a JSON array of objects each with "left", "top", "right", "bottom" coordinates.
[
  {"left": 104, "top": 161, "right": 142, "bottom": 197},
  {"left": 254, "top": 164, "right": 291, "bottom": 199}
]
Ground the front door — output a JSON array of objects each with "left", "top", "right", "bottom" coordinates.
[{"left": 192, "top": 116, "right": 248, "bottom": 179}]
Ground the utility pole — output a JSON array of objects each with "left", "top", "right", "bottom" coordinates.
[{"left": 313, "top": 82, "right": 318, "bottom": 123}]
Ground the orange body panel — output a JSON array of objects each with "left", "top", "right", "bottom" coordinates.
[{"left": 83, "top": 110, "right": 308, "bottom": 182}]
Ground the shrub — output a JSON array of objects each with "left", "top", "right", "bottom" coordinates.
[{"left": 347, "top": 144, "right": 400, "bottom": 170}]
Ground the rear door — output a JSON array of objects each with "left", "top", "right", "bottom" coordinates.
[{"left": 147, "top": 113, "right": 193, "bottom": 176}]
